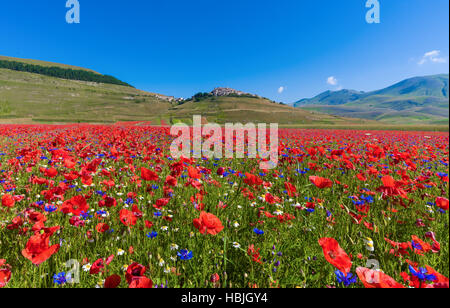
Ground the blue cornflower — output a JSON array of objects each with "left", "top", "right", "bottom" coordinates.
[
  {"left": 177, "top": 249, "right": 193, "bottom": 260},
  {"left": 44, "top": 204, "right": 58, "bottom": 213},
  {"left": 253, "top": 228, "right": 264, "bottom": 235},
  {"left": 335, "top": 270, "right": 358, "bottom": 286},
  {"left": 125, "top": 198, "right": 134, "bottom": 205},
  {"left": 80, "top": 211, "right": 92, "bottom": 220},
  {"left": 411, "top": 240, "right": 423, "bottom": 251},
  {"left": 409, "top": 265, "right": 437, "bottom": 282},
  {"left": 53, "top": 272, "right": 67, "bottom": 285},
  {"left": 147, "top": 231, "right": 158, "bottom": 239},
  {"left": 154, "top": 211, "right": 162, "bottom": 217}
]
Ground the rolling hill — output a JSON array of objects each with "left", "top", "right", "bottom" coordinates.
[
  {"left": 0, "top": 57, "right": 173, "bottom": 124},
  {"left": 168, "top": 92, "right": 367, "bottom": 126},
  {"left": 0, "top": 56, "right": 378, "bottom": 127},
  {"left": 294, "top": 74, "right": 449, "bottom": 124}
]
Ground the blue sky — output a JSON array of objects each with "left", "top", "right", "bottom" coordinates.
[{"left": 1, "top": 0, "right": 448, "bottom": 102}]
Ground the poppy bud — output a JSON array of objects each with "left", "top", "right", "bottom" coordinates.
[{"left": 210, "top": 273, "right": 220, "bottom": 283}]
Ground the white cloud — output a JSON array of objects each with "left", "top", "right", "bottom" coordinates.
[
  {"left": 327, "top": 76, "right": 338, "bottom": 86},
  {"left": 278, "top": 86, "right": 285, "bottom": 94},
  {"left": 418, "top": 50, "right": 447, "bottom": 65}
]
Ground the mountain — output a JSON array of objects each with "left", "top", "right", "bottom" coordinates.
[
  {"left": 0, "top": 56, "right": 372, "bottom": 126},
  {"left": 295, "top": 89, "right": 364, "bottom": 106},
  {"left": 294, "top": 74, "right": 449, "bottom": 124},
  {"left": 370, "top": 74, "right": 448, "bottom": 98}
]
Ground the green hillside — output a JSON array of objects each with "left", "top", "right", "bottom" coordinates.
[
  {"left": 0, "top": 56, "right": 447, "bottom": 129},
  {"left": 0, "top": 56, "right": 383, "bottom": 126},
  {"left": 0, "top": 67, "right": 172, "bottom": 124},
  {"left": 294, "top": 74, "right": 449, "bottom": 124},
  {"left": 168, "top": 95, "right": 371, "bottom": 125}
]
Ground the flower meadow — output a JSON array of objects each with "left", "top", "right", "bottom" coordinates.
[{"left": 0, "top": 124, "right": 448, "bottom": 288}]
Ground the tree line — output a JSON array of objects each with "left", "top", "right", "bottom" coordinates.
[{"left": 0, "top": 60, "right": 133, "bottom": 87}]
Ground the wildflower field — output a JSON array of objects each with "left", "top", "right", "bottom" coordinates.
[{"left": 0, "top": 124, "right": 448, "bottom": 288}]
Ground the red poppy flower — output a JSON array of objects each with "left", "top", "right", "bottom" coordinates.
[
  {"left": 125, "top": 262, "right": 147, "bottom": 284},
  {"left": 145, "top": 220, "right": 154, "bottom": 229},
  {"left": 119, "top": 209, "right": 137, "bottom": 226},
  {"left": 356, "top": 267, "right": 404, "bottom": 288},
  {"left": 376, "top": 175, "right": 408, "bottom": 199},
  {"left": 424, "top": 265, "right": 449, "bottom": 286},
  {"left": 0, "top": 260, "right": 11, "bottom": 288},
  {"left": 140, "top": 167, "right": 159, "bottom": 181},
  {"left": 193, "top": 211, "right": 224, "bottom": 235},
  {"left": 356, "top": 173, "right": 367, "bottom": 182},
  {"left": 104, "top": 274, "right": 121, "bottom": 288},
  {"left": 247, "top": 244, "right": 263, "bottom": 264},
  {"left": 164, "top": 175, "right": 177, "bottom": 187},
  {"left": 436, "top": 197, "right": 449, "bottom": 211},
  {"left": 43, "top": 168, "right": 58, "bottom": 178},
  {"left": 96, "top": 223, "right": 110, "bottom": 233},
  {"left": 69, "top": 216, "right": 85, "bottom": 227},
  {"left": 244, "top": 173, "right": 263, "bottom": 187},
  {"left": 284, "top": 181, "right": 297, "bottom": 197},
  {"left": 1, "top": 194, "right": 15, "bottom": 208},
  {"left": 129, "top": 277, "right": 153, "bottom": 288},
  {"left": 105, "top": 254, "right": 115, "bottom": 265},
  {"left": 381, "top": 175, "right": 395, "bottom": 187},
  {"left": 22, "top": 227, "right": 60, "bottom": 265},
  {"left": 188, "top": 166, "right": 201, "bottom": 179},
  {"left": 155, "top": 198, "right": 170, "bottom": 209},
  {"left": 309, "top": 176, "right": 333, "bottom": 189},
  {"left": 64, "top": 158, "right": 77, "bottom": 169},
  {"left": 60, "top": 195, "right": 89, "bottom": 216},
  {"left": 318, "top": 238, "right": 352, "bottom": 275},
  {"left": 90, "top": 258, "right": 104, "bottom": 274},
  {"left": 99, "top": 196, "right": 117, "bottom": 208},
  {"left": 265, "top": 193, "right": 276, "bottom": 204}
]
